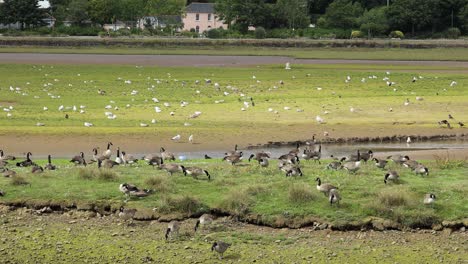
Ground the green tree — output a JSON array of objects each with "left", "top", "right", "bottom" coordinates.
[
  {"left": 0, "top": 0, "right": 45, "bottom": 29},
  {"left": 277, "top": 0, "right": 310, "bottom": 29},
  {"left": 460, "top": 3, "right": 468, "bottom": 33},
  {"left": 67, "top": 0, "right": 89, "bottom": 25},
  {"left": 215, "top": 0, "right": 268, "bottom": 33},
  {"left": 319, "top": 0, "right": 363, "bottom": 29},
  {"left": 386, "top": 0, "right": 436, "bottom": 36},
  {"left": 120, "top": 0, "right": 146, "bottom": 25},
  {"left": 146, "top": 0, "right": 186, "bottom": 15},
  {"left": 88, "top": 0, "right": 122, "bottom": 25},
  {"left": 359, "top": 6, "right": 389, "bottom": 37}
]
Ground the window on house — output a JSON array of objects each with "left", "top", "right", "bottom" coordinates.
[
  {"left": 196, "top": 26, "right": 200, "bottom": 33},
  {"left": 208, "top": 14, "right": 212, "bottom": 21},
  {"left": 196, "top": 14, "right": 199, "bottom": 21}
]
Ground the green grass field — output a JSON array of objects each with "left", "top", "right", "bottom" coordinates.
[
  {"left": 2, "top": 46, "right": 468, "bottom": 61},
  {"left": 0, "top": 63, "right": 467, "bottom": 141}
]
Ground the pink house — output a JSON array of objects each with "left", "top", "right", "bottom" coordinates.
[{"left": 183, "top": 2, "right": 227, "bottom": 33}]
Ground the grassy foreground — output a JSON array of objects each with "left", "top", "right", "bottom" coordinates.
[
  {"left": 0, "top": 156, "right": 467, "bottom": 228},
  {"left": 0, "top": 63, "right": 467, "bottom": 142},
  {"left": 2, "top": 46, "right": 468, "bottom": 61}
]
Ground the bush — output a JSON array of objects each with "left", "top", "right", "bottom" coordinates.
[
  {"left": 267, "top": 28, "right": 296, "bottom": 39},
  {"left": 255, "top": 27, "right": 266, "bottom": 39},
  {"left": 288, "top": 184, "right": 316, "bottom": 203},
  {"left": 378, "top": 189, "right": 409, "bottom": 207},
  {"left": 78, "top": 168, "right": 96, "bottom": 180},
  {"left": 351, "top": 30, "right": 363, "bottom": 38},
  {"left": 97, "top": 169, "right": 118, "bottom": 181},
  {"left": 219, "top": 189, "right": 252, "bottom": 215},
  {"left": 179, "top": 30, "right": 198, "bottom": 38},
  {"left": 158, "top": 195, "right": 204, "bottom": 215},
  {"left": 389, "top": 30, "right": 404, "bottom": 39},
  {"left": 145, "top": 175, "right": 170, "bottom": 193},
  {"left": 445, "top": 27, "right": 461, "bottom": 39},
  {"left": 54, "top": 25, "right": 101, "bottom": 36},
  {"left": 206, "top": 28, "right": 225, "bottom": 39}
]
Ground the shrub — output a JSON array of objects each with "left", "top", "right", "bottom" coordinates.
[
  {"left": 389, "top": 30, "right": 404, "bottom": 39},
  {"left": 206, "top": 28, "right": 225, "bottom": 39},
  {"left": 255, "top": 26, "right": 266, "bottom": 39},
  {"left": 351, "top": 30, "right": 363, "bottom": 39},
  {"left": 445, "top": 27, "right": 461, "bottom": 39},
  {"left": 219, "top": 189, "right": 252, "bottom": 215},
  {"left": 78, "top": 168, "right": 96, "bottom": 180},
  {"left": 288, "top": 184, "right": 316, "bottom": 203}
]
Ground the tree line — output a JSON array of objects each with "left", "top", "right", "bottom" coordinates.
[{"left": 1, "top": 0, "right": 467, "bottom": 38}]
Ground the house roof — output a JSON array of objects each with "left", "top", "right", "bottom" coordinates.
[{"left": 186, "top": 2, "right": 215, "bottom": 13}]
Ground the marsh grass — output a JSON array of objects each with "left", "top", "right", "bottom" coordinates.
[
  {"left": 434, "top": 152, "right": 468, "bottom": 169},
  {"left": 158, "top": 195, "right": 205, "bottom": 215},
  {"left": 10, "top": 175, "right": 29, "bottom": 186},
  {"left": 288, "top": 184, "right": 317, "bottom": 204},
  {"left": 145, "top": 175, "right": 171, "bottom": 193},
  {"left": 219, "top": 189, "right": 253, "bottom": 216}
]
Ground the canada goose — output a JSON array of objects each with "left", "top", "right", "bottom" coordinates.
[
  {"left": 302, "top": 145, "right": 322, "bottom": 163},
  {"left": 0, "top": 160, "right": 8, "bottom": 168},
  {"left": 0, "top": 150, "right": 15, "bottom": 161},
  {"left": 102, "top": 142, "right": 113, "bottom": 159},
  {"left": 160, "top": 147, "right": 176, "bottom": 161},
  {"left": 438, "top": 120, "right": 451, "bottom": 128},
  {"left": 2, "top": 168, "right": 16, "bottom": 178},
  {"left": 70, "top": 152, "right": 87, "bottom": 166},
  {"left": 121, "top": 151, "right": 138, "bottom": 165},
  {"left": 315, "top": 177, "right": 338, "bottom": 196},
  {"left": 388, "top": 155, "right": 410, "bottom": 165},
  {"left": 148, "top": 156, "right": 163, "bottom": 167},
  {"left": 372, "top": 158, "right": 388, "bottom": 169},
  {"left": 142, "top": 153, "right": 158, "bottom": 162},
  {"left": 414, "top": 164, "right": 429, "bottom": 176},
  {"left": 329, "top": 189, "right": 341, "bottom": 206},
  {"left": 182, "top": 166, "right": 211, "bottom": 180},
  {"left": 403, "top": 160, "right": 420, "bottom": 170},
  {"left": 288, "top": 142, "right": 301, "bottom": 155},
  {"left": 0, "top": 190, "right": 4, "bottom": 196},
  {"left": 98, "top": 159, "right": 119, "bottom": 169},
  {"left": 286, "top": 167, "right": 303, "bottom": 177},
  {"left": 278, "top": 162, "right": 298, "bottom": 173},
  {"left": 118, "top": 207, "right": 136, "bottom": 224},
  {"left": 16, "top": 152, "right": 36, "bottom": 167},
  {"left": 458, "top": 122, "right": 464, "bottom": 127},
  {"left": 224, "top": 144, "right": 239, "bottom": 156},
  {"left": 165, "top": 221, "right": 180, "bottom": 240},
  {"left": 346, "top": 150, "right": 361, "bottom": 162},
  {"left": 278, "top": 153, "right": 300, "bottom": 165},
  {"left": 258, "top": 158, "right": 269, "bottom": 167},
  {"left": 204, "top": 154, "right": 212, "bottom": 159},
  {"left": 31, "top": 165, "right": 44, "bottom": 174},
  {"left": 211, "top": 241, "right": 231, "bottom": 260},
  {"left": 90, "top": 148, "right": 107, "bottom": 164},
  {"left": 115, "top": 147, "right": 123, "bottom": 164},
  {"left": 119, "top": 183, "right": 152, "bottom": 202},
  {"left": 223, "top": 151, "right": 243, "bottom": 165},
  {"left": 194, "top": 214, "right": 214, "bottom": 231},
  {"left": 248, "top": 151, "right": 270, "bottom": 162},
  {"left": 424, "top": 193, "right": 436, "bottom": 205},
  {"left": 359, "top": 150, "right": 373, "bottom": 162},
  {"left": 342, "top": 160, "right": 361, "bottom": 173},
  {"left": 158, "top": 159, "right": 184, "bottom": 175},
  {"left": 44, "top": 155, "right": 56, "bottom": 170},
  {"left": 326, "top": 160, "right": 343, "bottom": 170},
  {"left": 384, "top": 171, "right": 399, "bottom": 184}
]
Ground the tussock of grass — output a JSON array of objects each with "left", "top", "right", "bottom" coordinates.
[
  {"left": 378, "top": 189, "right": 410, "bottom": 207},
  {"left": 10, "top": 175, "right": 29, "bottom": 186},
  {"left": 158, "top": 195, "right": 204, "bottom": 215},
  {"left": 393, "top": 208, "right": 440, "bottom": 228},
  {"left": 434, "top": 152, "right": 467, "bottom": 169},
  {"left": 78, "top": 168, "right": 96, "bottom": 180},
  {"left": 219, "top": 189, "right": 252, "bottom": 216},
  {"left": 145, "top": 175, "right": 170, "bottom": 193},
  {"left": 288, "top": 184, "right": 317, "bottom": 204},
  {"left": 96, "top": 169, "right": 118, "bottom": 181},
  {"left": 244, "top": 184, "right": 267, "bottom": 196}
]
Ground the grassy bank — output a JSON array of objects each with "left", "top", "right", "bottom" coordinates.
[{"left": 1, "top": 156, "right": 467, "bottom": 228}]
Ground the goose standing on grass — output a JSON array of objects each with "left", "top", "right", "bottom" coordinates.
[
  {"left": 248, "top": 151, "right": 270, "bottom": 162},
  {"left": 16, "top": 152, "right": 35, "bottom": 167},
  {"left": 194, "top": 214, "right": 214, "bottom": 231},
  {"left": 372, "top": 158, "right": 388, "bottom": 169},
  {"left": 327, "top": 158, "right": 344, "bottom": 170},
  {"left": 225, "top": 144, "right": 239, "bottom": 156},
  {"left": 158, "top": 159, "right": 184, "bottom": 175},
  {"left": 211, "top": 241, "right": 231, "bottom": 260},
  {"left": 384, "top": 171, "right": 399, "bottom": 184},
  {"left": 160, "top": 147, "right": 176, "bottom": 161},
  {"left": 414, "top": 164, "right": 429, "bottom": 176},
  {"left": 98, "top": 159, "right": 119, "bottom": 169},
  {"left": 121, "top": 151, "right": 138, "bottom": 165},
  {"left": 342, "top": 159, "right": 361, "bottom": 173},
  {"left": 223, "top": 151, "right": 243, "bottom": 165},
  {"left": 165, "top": 221, "right": 180, "bottom": 240},
  {"left": 31, "top": 164, "right": 44, "bottom": 174},
  {"left": 329, "top": 189, "right": 341, "bottom": 206},
  {"left": 315, "top": 177, "right": 338, "bottom": 196},
  {"left": 115, "top": 147, "right": 123, "bottom": 164},
  {"left": 102, "top": 142, "right": 113, "bottom": 159},
  {"left": 0, "top": 160, "right": 8, "bottom": 168},
  {"left": 302, "top": 145, "right": 322, "bottom": 163},
  {"left": 424, "top": 193, "right": 436, "bottom": 205},
  {"left": 70, "top": 152, "right": 87, "bottom": 166},
  {"left": 0, "top": 150, "right": 16, "bottom": 161},
  {"left": 278, "top": 153, "right": 300, "bottom": 165},
  {"left": 359, "top": 150, "right": 373, "bottom": 162},
  {"left": 182, "top": 166, "right": 211, "bottom": 180},
  {"left": 388, "top": 155, "right": 410, "bottom": 165},
  {"left": 90, "top": 148, "right": 107, "bottom": 164},
  {"left": 289, "top": 142, "right": 301, "bottom": 156},
  {"left": 258, "top": 158, "right": 269, "bottom": 167},
  {"left": 286, "top": 167, "right": 303, "bottom": 177},
  {"left": 44, "top": 155, "right": 56, "bottom": 170},
  {"left": 0, "top": 190, "right": 4, "bottom": 196},
  {"left": 148, "top": 156, "right": 163, "bottom": 167}
]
